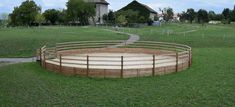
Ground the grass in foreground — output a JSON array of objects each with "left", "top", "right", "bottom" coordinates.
[
  {"left": 0, "top": 48, "right": 235, "bottom": 106},
  {"left": 0, "top": 26, "right": 128, "bottom": 57},
  {"left": 0, "top": 24, "right": 235, "bottom": 106}
]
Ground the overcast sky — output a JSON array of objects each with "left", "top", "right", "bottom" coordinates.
[{"left": 0, "top": 0, "right": 235, "bottom": 14}]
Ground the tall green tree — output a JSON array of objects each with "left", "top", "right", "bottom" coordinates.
[
  {"left": 222, "top": 8, "right": 231, "bottom": 20},
  {"left": 179, "top": 11, "right": 187, "bottom": 22},
  {"left": 116, "top": 15, "right": 127, "bottom": 26},
  {"left": 231, "top": 5, "right": 235, "bottom": 22},
  {"left": 197, "top": 9, "right": 209, "bottom": 24},
  {"left": 107, "top": 10, "right": 115, "bottom": 23},
  {"left": 163, "top": 7, "right": 174, "bottom": 22},
  {"left": 115, "top": 9, "right": 141, "bottom": 24},
  {"left": 208, "top": 11, "right": 216, "bottom": 20},
  {"left": 58, "top": 9, "right": 68, "bottom": 24},
  {"left": 66, "top": 0, "right": 95, "bottom": 25},
  {"left": 9, "top": 0, "right": 41, "bottom": 26},
  {"left": 35, "top": 13, "right": 45, "bottom": 26},
  {"left": 43, "top": 9, "right": 60, "bottom": 25},
  {"left": 186, "top": 8, "right": 196, "bottom": 23},
  {"left": 222, "top": 8, "right": 232, "bottom": 24},
  {"left": 103, "top": 10, "right": 116, "bottom": 24}
]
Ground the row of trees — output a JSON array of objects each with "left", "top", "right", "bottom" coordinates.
[
  {"left": 179, "top": 6, "right": 235, "bottom": 24},
  {"left": 159, "top": 7, "right": 174, "bottom": 22},
  {"left": 4, "top": 0, "right": 235, "bottom": 26},
  {"left": 9, "top": 0, "right": 95, "bottom": 26}
]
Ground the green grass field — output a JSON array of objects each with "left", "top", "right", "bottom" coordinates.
[
  {"left": 0, "top": 26, "right": 128, "bottom": 57},
  {"left": 0, "top": 24, "right": 235, "bottom": 106}
]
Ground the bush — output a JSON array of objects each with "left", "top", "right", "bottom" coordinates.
[{"left": 221, "top": 19, "right": 231, "bottom": 24}]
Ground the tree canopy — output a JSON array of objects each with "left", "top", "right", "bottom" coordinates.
[
  {"left": 186, "top": 8, "right": 196, "bottom": 23},
  {"left": 197, "top": 9, "right": 209, "bottom": 24},
  {"left": 66, "top": 0, "right": 95, "bottom": 25},
  {"left": 43, "top": 9, "right": 61, "bottom": 25},
  {"left": 230, "top": 6, "right": 235, "bottom": 22},
  {"left": 162, "top": 7, "right": 174, "bottom": 22},
  {"left": 103, "top": 10, "right": 116, "bottom": 24},
  {"left": 35, "top": 13, "right": 45, "bottom": 26},
  {"left": 9, "top": 0, "right": 41, "bottom": 26}
]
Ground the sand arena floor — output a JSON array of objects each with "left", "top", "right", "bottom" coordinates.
[{"left": 46, "top": 53, "right": 186, "bottom": 70}]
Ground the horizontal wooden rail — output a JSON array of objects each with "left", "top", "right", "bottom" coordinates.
[{"left": 37, "top": 41, "right": 192, "bottom": 78}]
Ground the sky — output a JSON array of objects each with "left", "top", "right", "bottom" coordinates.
[{"left": 0, "top": 0, "right": 235, "bottom": 15}]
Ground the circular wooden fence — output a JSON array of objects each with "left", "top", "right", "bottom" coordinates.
[{"left": 37, "top": 41, "right": 192, "bottom": 78}]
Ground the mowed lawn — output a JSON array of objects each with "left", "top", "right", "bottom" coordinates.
[
  {"left": 0, "top": 26, "right": 128, "bottom": 57},
  {"left": 0, "top": 24, "right": 235, "bottom": 106}
]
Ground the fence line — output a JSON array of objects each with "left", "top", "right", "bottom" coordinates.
[{"left": 38, "top": 41, "right": 192, "bottom": 78}]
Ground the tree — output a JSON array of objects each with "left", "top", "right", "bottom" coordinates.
[
  {"left": 186, "top": 8, "right": 196, "bottom": 23},
  {"left": 163, "top": 7, "right": 174, "bottom": 22},
  {"left": 9, "top": 0, "right": 41, "bottom": 26},
  {"left": 66, "top": 0, "right": 95, "bottom": 25},
  {"left": 179, "top": 11, "right": 187, "bottom": 22},
  {"left": 116, "top": 15, "right": 127, "bottom": 26},
  {"left": 124, "top": 10, "right": 139, "bottom": 23},
  {"left": 107, "top": 10, "right": 115, "bottom": 23},
  {"left": 231, "top": 5, "right": 235, "bottom": 22},
  {"left": 222, "top": 8, "right": 232, "bottom": 24},
  {"left": 197, "top": 9, "right": 209, "bottom": 24},
  {"left": 115, "top": 9, "right": 143, "bottom": 25},
  {"left": 103, "top": 10, "right": 116, "bottom": 24},
  {"left": 56, "top": 9, "right": 68, "bottom": 25},
  {"left": 0, "top": 13, "right": 9, "bottom": 27},
  {"left": 35, "top": 13, "right": 45, "bottom": 26},
  {"left": 208, "top": 11, "right": 216, "bottom": 21},
  {"left": 43, "top": 9, "right": 60, "bottom": 25},
  {"left": 103, "top": 14, "right": 108, "bottom": 23},
  {"left": 214, "top": 14, "right": 223, "bottom": 21},
  {"left": 222, "top": 8, "right": 231, "bottom": 20}
]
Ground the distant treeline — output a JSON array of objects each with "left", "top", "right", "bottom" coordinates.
[
  {"left": 179, "top": 7, "right": 235, "bottom": 24},
  {"left": 1, "top": 0, "right": 235, "bottom": 27}
]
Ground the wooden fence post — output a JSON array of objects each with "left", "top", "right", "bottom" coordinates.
[
  {"left": 121, "top": 56, "right": 124, "bottom": 78},
  {"left": 152, "top": 55, "right": 155, "bottom": 76},
  {"left": 188, "top": 50, "right": 191, "bottom": 67},
  {"left": 176, "top": 52, "right": 179, "bottom": 72},
  {"left": 43, "top": 51, "right": 46, "bottom": 69},
  {"left": 59, "top": 54, "right": 62, "bottom": 72},
  {"left": 190, "top": 50, "right": 192, "bottom": 67},
  {"left": 39, "top": 48, "right": 42, "bottom": 66},
  {"left": 87, "top": 55, "right": 89, "bottom": 77}
]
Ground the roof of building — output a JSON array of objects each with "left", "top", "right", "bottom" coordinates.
[
  {"left": 119, "top": 0, "right": 157, "bottom": 14},
  {"left": 140, "top": 3, "right": 157, "bottom": 14}
]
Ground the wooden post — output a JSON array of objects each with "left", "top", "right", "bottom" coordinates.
[
  {"left": 121, "top": 56, "right": 124, "bottom": 78},
  {"left": 190, "top": 50, "right": 192, "bottom": 67},
  {"left": 87, "top": 55, "right": 89, "bottom": 77},
  {"left": 39, "top": 48, "right": 42, "bottom": 66},
  {"left": 188, "top": 50, "right": 191, "bottom": 67},
  {"left": 59, "top": 54, "right": 62, "bottom": 72},
  {"left": 152, "top": 55, "right": 155, "bottom": 76},
  {"left": 176, "top": 52, "right": 179, "bottom": 72},
  {"left": 43, "top": 51, "right": 46, "bottom": 69}
]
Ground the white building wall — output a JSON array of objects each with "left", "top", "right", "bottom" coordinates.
[
  {"left": 95, "top": 4, "right": 108, "bottom": 24},
  {"left": 149, "top": 13, "right": 155, "bottom": 21}
]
